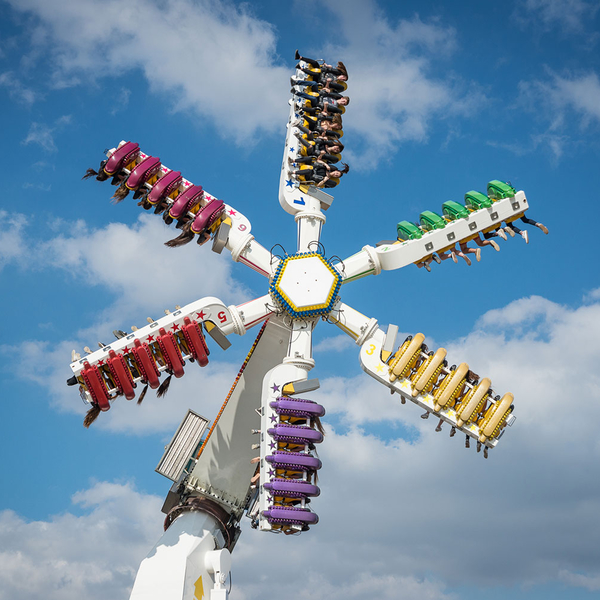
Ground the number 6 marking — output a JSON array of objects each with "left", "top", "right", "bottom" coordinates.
[{"left": 238, "top": 224, "right": 247, "bottom": 231}]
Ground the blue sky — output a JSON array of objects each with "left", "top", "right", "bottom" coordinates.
[{"left": 1, "top": 0, "right": 600, "bottom": 599}]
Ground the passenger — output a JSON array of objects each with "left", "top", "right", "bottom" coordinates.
[
  {"left": 473, "top": 234, "right": 500, "bottom": 251},
  {"left": 416, "top": 254, "right": 441, "bottom": 272},
  {"left": 504, "top": 215, "right": 549, "bottom": 243},
  {"left": 294, "top": 88, "right": 346, "bottom": 105},
  {"left": 458, "top": 241, "right": 482, "bottom": 264},
  {"left": 292, "top": 143, "right": 344, "bottom": 165},
  {"left": 482, "top": 227, "right": 508, "bottom": 242},
  {"left": 437, "top": 244, "right": 475, "bottom": 266},
  {"left": 299, "top": 95, "right": 349, "bottom": 116},
  {"left": 295, "top": 51, "right": 348, "bottom": 79},
  {"left": 290, "top": 67, "right": 348, "bottom": 92},
  {"left": 295, "top": 121, "right": 341, "bottom": 140},
  {"left": 290, "top": 161, "right": 349, "bottom": 188},
  {"left": 294, "top": 133, "right": 343, "bottom": 155},
  {"left": 295, "top": 114, "right": 342, "bottom": 136}
]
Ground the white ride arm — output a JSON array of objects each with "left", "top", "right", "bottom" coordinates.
[
  {"left": 327, "top": 300, "right": 379, "bottom": 345},
  {"left": 278, "top": 101, "right": 335, "bottom": 217},
  {"left": 375, "top": 192, "right": 530, "bottom": 271},
  {"left": 70, "top": 295, "right": 275, "bottom": 408},
  {"left": 335, "top": 191, "right": 531, "bottom": 280},
  {"left": 70, "top": 296, "right": 237, "bottom": 401}
]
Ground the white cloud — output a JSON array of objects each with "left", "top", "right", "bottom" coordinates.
[
  {"left": 559, "top": 569, "right": 600, "bottom": 591},
  {"left": 110, "top": 87, "right": 131, "bottom": 115},
  {"left": 0, "top": 482, "right": 162, "bottom": 600},
  {"left": 515, "top": 0, "right": 600, "bottom": 35},
  {"left": 4, "top": 292, "right": 600, "bottom": 597},
  {"left": 22, "top": 182, "right": 52, "bottom": 191},
  {"left": 7, "top": 0, "right": 290, "bottom": 143},
  {"left": 551, "top": 72, "right": 600, "bottom": 124},
  {"left": 22, "top": 114, "right": 72, "bottom": 152},
  {"left": 313, "top": 333, "right": 355, "bottom": 353},
  {"left": 312, "top": 2, "right": 484, "bottom": 167},
  {"left": 0, "top": 211, "right": 29, "bottom": 270},
  {"left": 0, "top": 71, "right": 37, "bottom": 105},
  {"left": 0, "top": 211, "right": 248, "bottom": 315},
  {"left": 0, "top": 211, "right": 251, "bottom": 432},
  {"left": 487, "top": 132, "right": 568, "bottom": 162},
  {"left": 7, "top": 0, "right": 484, "bottom": 164},
  {"left": 37, "top": 213, "right": 248, "bottom": 317},
  {"left": 498, "top": 70, "right": 600, "bottom": 159}
]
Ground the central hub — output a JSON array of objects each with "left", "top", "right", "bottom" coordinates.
[{"left": 270, "top": 252, "right": 341, "bottom": 319}]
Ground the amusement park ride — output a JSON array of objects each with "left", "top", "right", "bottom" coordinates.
[{"left": 67, "top": 54, "right": 547, "bottom": 600}]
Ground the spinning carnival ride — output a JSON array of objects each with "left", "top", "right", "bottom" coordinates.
[{"left": 67, "top": 56, "right": 546, "bottom": 600}]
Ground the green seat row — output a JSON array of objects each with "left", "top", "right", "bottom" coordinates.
[{"left": 396, "top": 180, "right": 516, "bottom": 241}]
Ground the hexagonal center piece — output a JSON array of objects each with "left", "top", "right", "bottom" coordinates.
[{"left": 270, "top": 253, "right": 341, "bottom": 319}]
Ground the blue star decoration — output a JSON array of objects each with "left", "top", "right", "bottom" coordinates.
[
  {"left": 289, "top": 147, "right": 295, "bottom": 152},
  {"left": 271, "top": 383, "right": 280, "bottom": 392},
  {"left": 285, "top": 179, "right": 293, "bottom": 188}
]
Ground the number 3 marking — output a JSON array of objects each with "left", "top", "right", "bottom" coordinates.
[{"left": 366, "top": 344, "right": 376, "bottom": 355}]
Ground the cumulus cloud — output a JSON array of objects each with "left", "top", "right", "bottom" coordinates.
[
  {"left": 0, "top": 71, "right": 37, "bottom": 105},
  {"left": 0, "top": 211, "right": 251, "bottom": 432},
  {"left": 519, "top": 71, "right": 600, "bottom": 130},
  {"left": 22, "top": 114, "right": 72, "bottom": 152},
  {"left": 0, "top": 211, "right": 247, "bottom": 316},
  {"left": 4, "top": 292, "right": 600, "bottom": 598},
  {"left": 7, "top": 0, "right": 290, "bottom": 143},
  {"left": 0, "top": 211, "right": 31, "bottom": 270},
  {"left": 313, "top": 1, "right": 484, "bottom": 167},
  {"left": 313, "top": 333, "right": 355, "bottom": 353},
  {"left": 515, "top": 0, "right": 600, "bottom": 35},
  {"left": 496, "top": 70, "right": 600, "bottom": 159},
  {"left": 0, "top": 482, "right": 162, "bottom": 600},
  {"left": 7, "top": 0, "right": 483, "bottom": 164}
]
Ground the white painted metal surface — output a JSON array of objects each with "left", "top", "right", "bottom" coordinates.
[{"left": 129, "top": 511, "right": 226, "bottom": 600}]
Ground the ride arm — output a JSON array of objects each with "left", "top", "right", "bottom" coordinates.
[
  {"left": 334, "top": 191, "right": 531, "bottom": 281},
  {"left": 69, "top": 295, "right": 273, "bottom": 405},
  {"left": 358, "top": 326, "right": 516, "bottom": 452},
  {"left": 104, "top": 143, "right": 278, "bottom": 278}
]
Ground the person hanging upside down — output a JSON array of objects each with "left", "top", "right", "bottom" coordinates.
[
  {"left": 291, "top": 75, "right": 347, "bottom": 94},
  {"left": 300, "top": 95, "right": 349, "bottom": 116},
  {"left": 294, "top": 88, "right": 346, "bottom": 105},
  {"left": 295, "top": 50, "right": 348, "bottom": 78}
]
